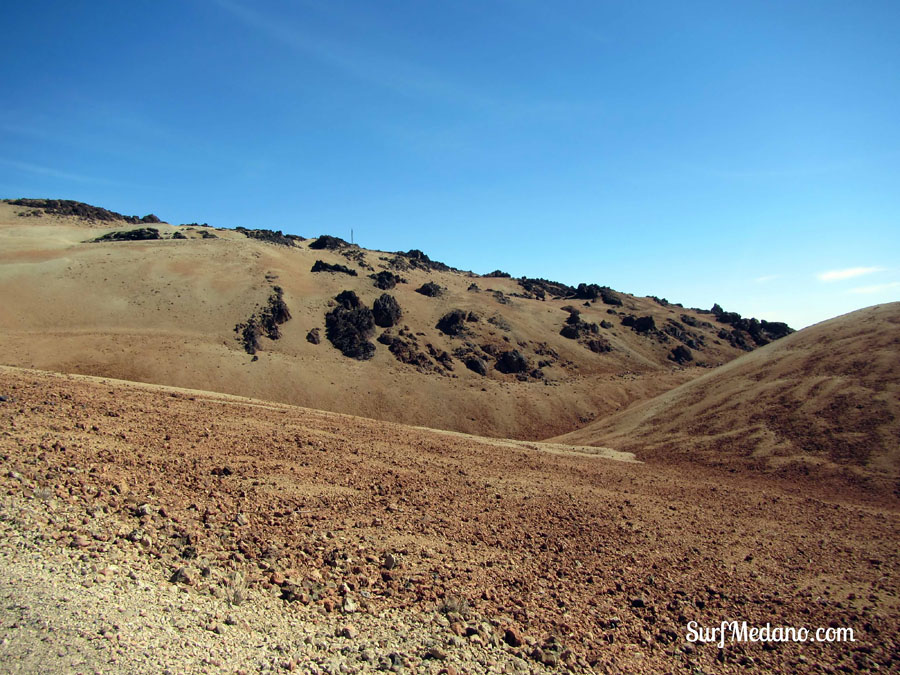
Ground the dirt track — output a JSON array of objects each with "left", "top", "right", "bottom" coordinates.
[{"left": 1, "top": 366, "right": 897, "bottom": 672}]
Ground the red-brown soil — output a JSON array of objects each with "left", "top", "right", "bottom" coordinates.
[{"left": 2, "top": 366, "right": 896, "bottom": 672}]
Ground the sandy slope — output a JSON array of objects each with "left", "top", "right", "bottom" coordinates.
[
  {"left": 0, "top": 365, "right": 897, "bottom": 672},
  {"left": 552, "top": 303, "right": 900, "bottom": 494},
  {"left": 0, "top": 201, "right": 758, "bottom": 440}
]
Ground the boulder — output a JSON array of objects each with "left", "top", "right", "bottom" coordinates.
[
  {"left": 669, "top": 345, "right": 693, "bottom": 364},
  {"left": 370, "top": 270, "right": 404, "bottom": 290},
  {"left": 465, "top": 356, "right": 488, "bottom": 376},
  {"left": 372, "top": 294, "right": 402, "bottom": 328},
  {"left": 416, "top": 281, "right": 443, "bottom": 297},
  {"left": 436, "top": 309, "right": 469, "bottom": 337},
  {"left": 325, "top": 292, "right": 375, "bottom": 359},
  {"left": 335, "top": 290, "right": 363, "bottom": 309},
  {"left": 311, "top": 260, "right": 357, "bottom": 276},
  {"left": 309, "top": 235, "right": 349, "bottom": 250},
  {"left": 495, "top": 350, "right": 528, "bottom": 374}
]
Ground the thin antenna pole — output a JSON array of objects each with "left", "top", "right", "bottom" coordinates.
[{"left": 351, "top": 228, "right": 354, "bottom": 245}]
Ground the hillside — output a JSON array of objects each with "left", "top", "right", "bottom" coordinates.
[
  {"left": 0, "top": 199, "right": 790, "bottom": 439},
  {"left": 1, "top": 365, "right": 897, "bottom": 672},
  {"left": 553, "top": 303, "right": 900, "bottom": 493}
]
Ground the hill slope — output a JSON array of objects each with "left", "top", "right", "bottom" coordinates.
[
  {"left": 553, "top": 303, "right": 900, "bottom": 492},
  {"left": 0, "top": 199, "right": 787, "bottom": 439},
  {"left": 1, "top": 365, "right": 897, "bottom": 672}
]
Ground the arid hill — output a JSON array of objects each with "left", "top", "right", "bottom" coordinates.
[
  {"left": 0, "top": 199, "right": 789, "bottom": 440},
  {"left": 553, "top": 303, "right": 900, "bottom": 494}
]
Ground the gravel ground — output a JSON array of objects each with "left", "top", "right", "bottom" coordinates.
[
  {"left": 0, "top": 366, "right": 897, "bottom": 673},
  {"left": 0, "top": 487, "right": 549, "bottom": 674}
]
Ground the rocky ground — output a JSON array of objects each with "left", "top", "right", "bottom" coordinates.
[{"left": 0, "top": 366, "right": 897, "bottom": 673}]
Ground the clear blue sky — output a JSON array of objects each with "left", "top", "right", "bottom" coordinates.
[{"left": 2, "top": 1, "right": 898, "bottom": 328}]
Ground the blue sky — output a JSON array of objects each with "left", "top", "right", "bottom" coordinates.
[{"left": 2, "top": 0, "right": 898, "bottom": 328}]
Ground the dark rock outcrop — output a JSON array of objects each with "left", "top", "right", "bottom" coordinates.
[
  {"left": 311, "top": 260, "right": 358, "bottom": 276},
  {"left": 484, "top": 270, "right": 511, "bottom": 278},
  {"left": 399, "top": 249, "right": 451, "bottom": 272},
  {"left": 236, "top": 227, "right": 300, "bottom": 247},
  {"left": 259, "top": 286, "right": 291, "bottom": 339},
  {"left": 669, "top": 345, "right": 693, "bottom": 364},
  {"left": 309, "top": 235, "right": 349, "bottom": 250},
  {"left": 378, "top": 328, "right": 450, "bottom": 375},
  {"left": 369, "top": 271, "right": 405, "bottom": 290},
  {"left": 663, "top": 319, "right": 705, "bottom": 350},
  {"left": 517, "top": 277, "right": 575, "bottom": 300},
  {"left": 325, "top": 292, "right": 375, "bottom": 360},
  {"left": 465, "top": 356, "right": 488, "bottom": 376},
  {"left": 570, "top": 283, "right": 623, "bottom": 306},
  {"left": 236, "top": 320, "right": 262, "bottom": 355},
  {"left": 416, "top": 281, "right": 444, "bottom": 297},
  {"left": 306, "top": 328, "right": 321, "bottom": 344},
  {"left": 94, "top": 228, "right": 161, "bottom": 242},
  {"left": 234, "top": 286, "right": 292, "bottom": 354},
  {"left": 621, "top": 315, "right": 656, "bottom": 333},
  {"left": 436, "top": 309, "right": 471, "bottom": 337},
  {"left": 372, "top": 294, "right": 402, "bottom": 328},
  {"left": 585, "top": 338, "right": 612, "bottom": 354},
  {"left": 11, "top": 198, "right": 162, "bottom": 224},
  {"left": 710, "top": 304, "right": 794, "bottom": 348},
  {"left": 495, "top": 350, "right": 528, "bottom": 374},
  {"left": 335, "top": 290, "right": 363, "bottom": 309}
]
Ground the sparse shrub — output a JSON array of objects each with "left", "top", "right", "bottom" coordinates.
[
  {"left": 438, "top": 595, "right": 470, "bottom": 616},
  {"left": 225, "top": 570, "right": 248, "bottom": 606}
]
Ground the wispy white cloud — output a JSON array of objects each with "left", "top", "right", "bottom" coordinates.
[
  {"left": 817, "top": 267, "right": 884, "bottom": 282},
  {"left": 754, "top": 274, "right": 780, "bottom": 283},
  {"left": 209, "top": 0, "right": 593, "bottom": 123},
  {"left": 0, "top": 157, "right": 151, "bottom": 189},
  {"left": 211, "top": 0, "right": 491, "bottom": 107},
  {"left": 0, "top": 157, "right": 116, "bottom": 185},
  {"left": 847, "top": 281, "right": 900, "bottom": 295}
]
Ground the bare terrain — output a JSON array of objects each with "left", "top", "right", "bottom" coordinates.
[
  {"left": 1, "top": 366, "right": 897, "bottom": 673},
  {"left": 0, "top": 200, "right": 785, "bottom": 440},
  {"left": 555, "top": 303, "right": 900, "bottom": 496},
  {"left": 0, "top": 199, "right": 897, "bottom": 673}
]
